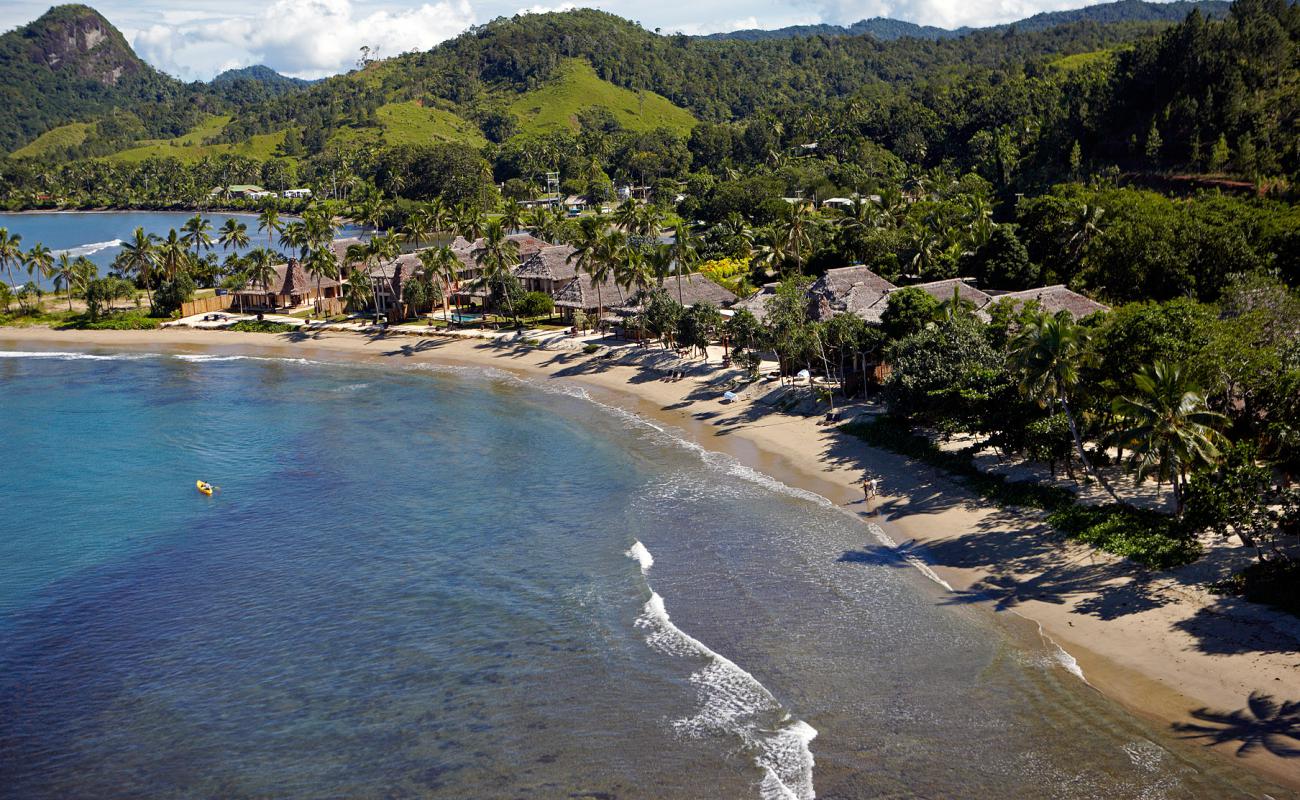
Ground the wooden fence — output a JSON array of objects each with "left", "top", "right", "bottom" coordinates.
[{"left": 179, "top": 294, "right": 234, "bottom": 317}]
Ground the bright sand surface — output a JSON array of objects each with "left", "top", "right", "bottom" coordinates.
[{"left": 4, "top": 325, "right": 1298, "bottom": 791}]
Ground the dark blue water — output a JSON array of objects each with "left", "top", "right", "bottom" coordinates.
[
  {"left": 0, "top": 212, "right": 364, "bottom": 289},
  {"left": 0, "top": 347, "right": 1287, "bottom": 799}
]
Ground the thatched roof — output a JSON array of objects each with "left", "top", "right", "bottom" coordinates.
[
  {"left": 554, "top": 271, "right": 627, "bottom": 310},
  {"left": 732, "top": 283, "right": 778, "bottom": 322},
  {"left": 454, "top": 232, "right": 551, "bottom": 259},
  {"left": 625, "top": 274, "right": 738, "bottom": 310},
  {"left": 236, "top": 259, "right": 339, "bottom": 295},
  {"left": 909, "top": 278, "right": 993, "bottom": 309},
  {"left": 809, "top": 265, "right": 897, "bottom": 321},
  {"left": 984, "top": 285, "right": 1109, "bottom": 319},
  {"left": 514, "top": 244, "right": 578, "bottom": 283}
]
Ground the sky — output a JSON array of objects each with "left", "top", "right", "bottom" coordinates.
[{"left": 1, "top": 0, "right": 1167, "bottom": 81}]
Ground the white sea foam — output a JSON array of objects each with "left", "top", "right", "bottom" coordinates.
[
  {"left": 0, "top": 350, "right": 155, "bottom": 361},
  {"left": 1032, "top": 621, "right": 1088, "bottom": 682},
  {"left": 626, "top": 541, "right": 654, "bottom": 574},
  {"left": 628, "top": 546, "right": 817, "bottom": 800},
  {"left": 861, "top": 523, "right": 954, "bottom": 592},
  {"left": 53, "top": 239, "right": 122, "bottom": 258},
  {"left": 171, "top": 353, "right": 319, "bottom": 366}
]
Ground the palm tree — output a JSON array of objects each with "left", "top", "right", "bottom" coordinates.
[
  {"left": 181, "top": 214, "right": 214, "bottom": 263},
  {"left": 419, "top": 246, "right": 460, "bottom": 325},
  {"left": 455, "top": 204, "right": 485, "bottom": 241},
  {"left": 1110, "top": 362, "right": 1227, "bottom": 514},
  {"left": 279, "top": 220, "right": 311, "bottom": 261},
  {"left": 749, "top": 226, "right": 786, "bottom": 279},
  {"left": 304, "top": 246, "right": 339, "bottom": 315},
  {"left": 1011, "top": 311, "right": 1126, "bottom": 505},
  {"left": 156, "top": 230, "right": 190, "bottom": 282},
  {"left": 25, "top": 243, "right": 53, "bottom": 283},
  {"left": 118, "top": 227, "right": 158, "bottom": 308},
  {"left": 648, "top": 243, "right": 675, "bottom": 289},
  {"left": 257, "top": 206, "right": 283, "bottom": 249},
  {"left": 70, "top": 257, "right": 97, "bottom": 308},
  {"left": 245, "top": 248, "right": 278, "bottom": 308},
  {"left": 615, "top": 242, "right": 652, "bottom": 299},
  {"left": 343, "top": 268, "right": 373, "bottom": 313},
  {"left": 670, "top": 224, "right": 700, "bottom": 305},
  {"left": 778, "top": 202, "right": 816, "bottom": 273},
  {"left": 472, "top": 220, "right": 522, "bottom": 325},
  {"left": 401, "top": 204, "right": 437, "bottom": 249},
  {"left": 1065, "top": 203, "right": 1105, "bottom": 267},
  {"left": 0, "top": 228, "right": 23, "bottom": 289},
  {"left": 501, "top": 198, "right": 525, "bottom": 234},
  {"left": 218, "top": 218, "right": 250, "bottom": 253},
  {"left": 49, "top": 253, "right": 76, "bottom": 311},
  {"left": 367, "top": 232, "right": 401, "bottom": 322}
]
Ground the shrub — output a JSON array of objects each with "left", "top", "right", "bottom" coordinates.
[
  {"left": 1212, "top": 559, "right": 1300, "bottom": 617},
  {"left": 151, "top": 274, "right": 196, "bottom": 317},
  {"left": 583, "top": 343, "right": 601, "bottom": 354},
  {"left": 1047, "top": 505, "right": 1201, "bottom": 569},
  {"left": 61, "top": 312, "right": 160, "bottom": 330},
  {"left": 229, "top": 320, "right": 296, "bottom": 333}
]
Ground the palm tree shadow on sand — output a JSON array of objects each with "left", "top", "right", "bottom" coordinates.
[{"left": 1173, "top": 692, "right": 1300, "bottom": 758}]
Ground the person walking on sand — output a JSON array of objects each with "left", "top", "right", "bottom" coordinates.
[{"left": 861, "top": 476, "right": 877, "bottom": 503}]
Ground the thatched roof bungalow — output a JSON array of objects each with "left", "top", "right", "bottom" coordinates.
[
  {"left": 808, "top": 265, "right": 898, "bottom": 322},
  {"left": 983, "top": 285, "right": 1109, "bottom": 319},
  {"left": 234, "top": 258, "right": 340, "bottom": 309},
  {"left": 514, "top": 244, "right": 578, "bottom": 296}
]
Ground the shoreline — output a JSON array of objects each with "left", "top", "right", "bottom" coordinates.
[{"left": 4, "top": 325, "right": 1298, "bottom": 792}]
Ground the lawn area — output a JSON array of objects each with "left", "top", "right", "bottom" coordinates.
[
  {"left": 9, "top": 122, "right": 93, "bottom": 159},
  {"left": 105, "top": 115, "right": 291, "bottom": 164},
  {"left": 329, "top": 101, "right": 487, "bottom": 149},
  {"left": 507, "top": 59, "right": 696, "bottom": 136}
]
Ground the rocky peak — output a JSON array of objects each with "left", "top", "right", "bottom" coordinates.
[{"left": 21, "top": 5, "right": 143, "bottom": 85}]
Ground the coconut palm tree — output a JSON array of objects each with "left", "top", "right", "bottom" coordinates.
[
  {"left": 218, "top": 218, "right": 250, "bottom": 253},
  {"left": 419, "top": 246, "right": 460, "bottom": 325},
  {"left": 181, "top": 214, "right": 214, "bottom": 263},
  {"left": 648, "top": 243, "right": 675, "bottom": 289},
  {"left": 401, "top": 204, "right": 437, "bottom": 249},
  {"left": 472, "top": 220, "right": 522, "bottom": 325},
  {"left": 343, "top": 268, "right": 373, "bottom": 314},
  {"left": 0, "top": 228, "right": 23, "bottom": 289},
  {"left": 670, "top": 223, "right": 700, "bottom": 305},
  {"left": 118, "top": 227, "right": 158, "bottom": 308},
  {"left": 455, "top": 204, "right": 485, "bottom": 241},
  {"left": 279, "top": 220, "right": 310, "bottom": 261},
  {"left": 500, "top": 198, "right": 525, "bottom": 234},
  {"left": 70, "top": 257, "right": 97, "bottom": 307},
  {"left": 257, "top": 206, "right": 283, "bottom": 249},
  {"left": 1011, "top": 310, "right": 1126, "bottom": 505},
  {"left": 49, "top": 253, "right": 76, "bottom": 311},
  {"left": 366, "top": 232, "right": 402, "bottom": 323},
  {"left": 156, "top": 230, "right": 190, "bottom": 282},
  {"left": 615, "top": 242, "right": 652, "bottom": 299},
  {"left": 24, "top": 243, "right": 53, "bottom": 284},
  {"left": 304, "top": 246, "right": 339, "bottom": 315},
  {"left": 245, "top": 248, "right": 278, "bottom": 308},
  {"left": 778, "top": 202, "right": 816, "bottom": 274},
  {"left": 1110, "top": 362, "right": 1227, "bottom": 514},
  {"left": 1065, "top": 203, "right": 1105, "bottom": 267}
]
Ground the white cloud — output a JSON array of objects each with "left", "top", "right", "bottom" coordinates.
[
  {"left": 131, "top": 0, "right": 478, "bottom": 80},
  {"left": 515, "top": 2, "right": 580, "bottom": 14},
  {"left": 803, "top": 0, "right": 1098, "bottom": 29}
]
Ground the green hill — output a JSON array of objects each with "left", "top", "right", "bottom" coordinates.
[
  {"left": 104, "top": 115, "right": 289, "bottom": 163},
  {"left": 506, "top": 60, "right": 695, "bottom": 135},
  {"left": 9, "top": 121, "right": 93, "bottom": 159},
  {"left": 329, "top": 101, "right": 487, "bottom": 148}
]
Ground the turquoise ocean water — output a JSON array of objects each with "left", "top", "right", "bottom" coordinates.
[
  {"left": 0, "top": 211, "right": 364, "bottom": 290},
  {"left": 0, "top": 346, "right": 1287, "bottom": 799}
]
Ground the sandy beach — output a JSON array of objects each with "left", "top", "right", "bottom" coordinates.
[{"left": 4, "top": 325, "right": 1298, "bottom": 792}]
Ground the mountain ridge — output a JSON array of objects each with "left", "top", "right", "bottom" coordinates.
[{"left": 704, "top": 0, "right": 1233, "bottom": 41}]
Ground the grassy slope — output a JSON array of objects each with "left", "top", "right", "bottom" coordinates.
[
  {"left": 329, "top": 100, "right": 487, "bottom": 148},
  {"left": 1050, "top": 49, "right": 1118, "bottom": 71},
  {"left": 105, "top": 115, "right": 288, "bottom": 163},
  {"left": 507, "top": 59, "right": 696, "bottom": 135},
  {"left": 9, "top": 121, "right": 93, "bottom": 158}
]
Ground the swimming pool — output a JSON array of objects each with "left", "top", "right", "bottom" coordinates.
[{"left": 451, "top": 312, "right": 483, "bottom": 324}]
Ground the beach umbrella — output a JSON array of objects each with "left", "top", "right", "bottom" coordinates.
[{"left": 723, "top": 391, "right": 738, "bottom": 402}]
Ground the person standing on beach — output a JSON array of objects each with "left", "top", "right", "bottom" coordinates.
[{"left": 862, "top": 476, "right": 875, "bottom": 502}]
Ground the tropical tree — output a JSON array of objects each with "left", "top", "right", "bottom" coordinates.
[
  {"left": 472, "top": 220, "right": 522, "bottom": 325},
  {"left": 304, "top": 246, "right": 339, "bottom": 315},
  {"left": 455, "top": 204, "right": 485, "bottom": 241},
  {"left": 1011, "top": 310, "right": 1125, "bottom": 504},
  {"left": 501, "top": 198, "right": 525, "bottom": 234},
  {"left": 366, "top": 232, "right": 401, "bottom": 322},
  {"left": 218, "top": 218, "right": 250, "bottom": 254},
  {"left": 402, "top": 204, "right": 437, "bottom": 249},
  {"left": 118, "top": 227, "right": 158, "bottom": 309},
  {"left": 257, "top": 206, "right": 283, "bottom": 249},
  {"left": 1064, "top": 203, "right": 1105, "bottom": 267},
  {"left": 181, "top": 214, "right": 214, "bottom": 263},
  {"left": 0, "top": 228, "right": 22, "bottom": 289},
  {"left": 777, "top": 202, "right": 816, "bottom": 273},
  {"left": 245, "top": 248, "right": 278, "bottom": 306},
  {"left": 1110, "top": 362, "right": 1227, "bottom": 514},
  {"left": 156, "top": 229, "right": 191, "bottom": 282},
  {"left": 419, "top": 246, "right": 460, "bottom": 325},
  {"left": 24, "top": 243, "right": 53, "bottom": 284},
  {"left": 48, "top": 254, "right": 76, "bottom": 311},
  {"left": 279, "top": 220, "right": 310, "bottom": 261},
  {"left": 670, "top": 224, "right": 701, "bottom": 305}
]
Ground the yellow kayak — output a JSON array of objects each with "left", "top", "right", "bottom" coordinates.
[{"left": 196, "top": 480, "right": 213, "bottom": 496}]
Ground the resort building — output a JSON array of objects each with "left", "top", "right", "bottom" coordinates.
[
  {"left": 233, "top": 258, "right": 340, "bottom": 309},
  {"left": 983, "top": 285, "right": 1110, "bottom": 319},
  {"left": 282, "top": 188, "right": 313, "bottom": 199},
  {"left": 807, "top": 265, "right": 897, "bottom": 322},
  {"left": 553, "top": 271, "right": 627, "bottom": 323},
  {"left": 514, "top": 244, "right": 578, "bottom": 296}
]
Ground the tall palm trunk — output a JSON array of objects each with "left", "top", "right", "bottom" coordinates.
[{"left": 1061, "top": 397, "right": 1126, "bottom": 506}]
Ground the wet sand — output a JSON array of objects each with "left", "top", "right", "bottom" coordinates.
[{"left": 4, "top": 325, "right": 1298, "bottom": 792}]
